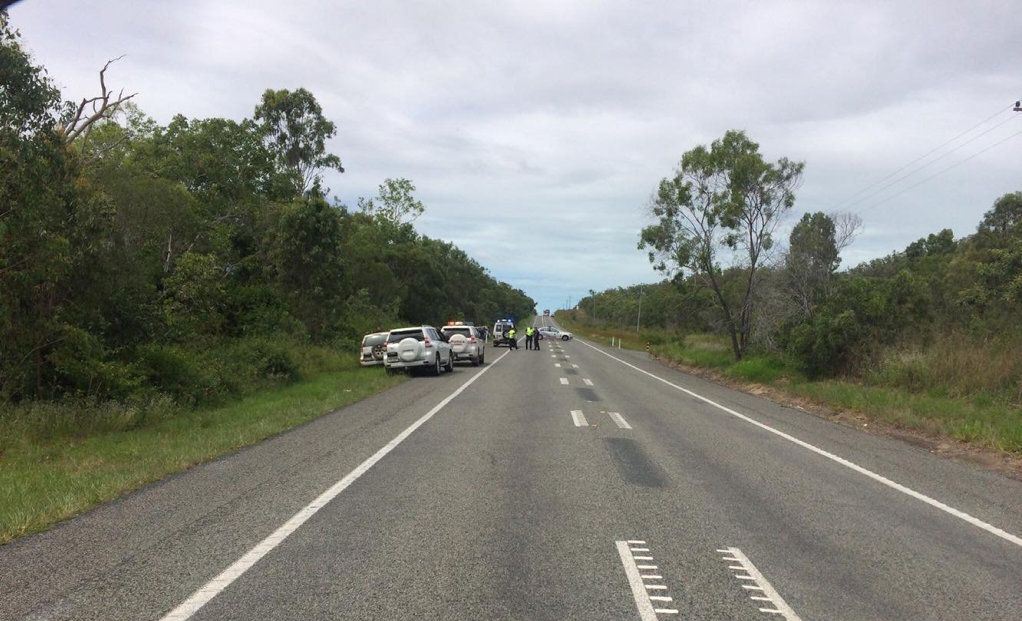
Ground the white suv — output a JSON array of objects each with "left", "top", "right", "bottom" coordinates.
[
  {"left": 441, "top": 324, "right": 486, "bottom": 366},
  {"left": 384, "top": 326, "right": 453, "bottom": 376}
]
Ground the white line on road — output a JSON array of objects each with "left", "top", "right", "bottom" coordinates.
[
  {"left": 616, "top": 542, "right": 662, "bottom": 621},
  {"left": 160, "top": 349, "right": 513, "bottom": 621},
  {"left": 571, "top": 410, "right": 588, "bottom": 427},
  {"left": 559, "top": 377, "right": 569, "bottom": 385},
  {"left": 609, "top": 412, "right": 632, "bottom": 429},
  {"left": 718, "top": 547, "right": 801, "bottom": 620},
  {"left": 572, "top": 364, "right": 579, "bottom": 368},
  {"left": 582, "top": 378, "right": 594, "bottom": 386},
  {"left": 580, "top": 339, "right": 1022, "bottom": 549},
  {"left": 554, "top": 363, "right": 561, "bottom": 368}
]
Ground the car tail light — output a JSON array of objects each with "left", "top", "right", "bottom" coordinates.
[
  {"left": 424, "top": 338, "right": 433, "bottom": 348},
  {"left": 469, "top": 336, "right": 477, "bottom": 343}
]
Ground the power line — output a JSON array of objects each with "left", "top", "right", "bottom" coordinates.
[
  {"left": 832, "top": 102, "right": 1016, "bottom": 209},
  {"left": 841, "top": 114, "right": 1020, "bottom": 210},
  {"left": 858, "top": 128, "right": 1022, "bottom": 214}
]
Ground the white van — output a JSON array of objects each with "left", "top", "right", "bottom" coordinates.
[{"left": 491, "top": 320, "right": 515, "bottom": 347}]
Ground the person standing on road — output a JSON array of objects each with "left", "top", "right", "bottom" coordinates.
[
  {"left": 525, "top": 326, "right": 536, "bottom": 350},
  {"left": 535, "top": 327, "right": 543, "bottom": 352},
  {"left": 507, "top": 327, "right": 518, "bottom": 350}
]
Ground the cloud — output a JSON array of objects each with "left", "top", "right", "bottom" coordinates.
[{"left": 11, "top": 0, "right": 1021, "bottom": 311}]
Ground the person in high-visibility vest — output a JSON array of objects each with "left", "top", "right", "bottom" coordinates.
[
  {"left": 507, "top": 327, "right": 518, "bottom": 350},
  {"left": 525, "top": 326, "right": 536, "bottom": 350}
]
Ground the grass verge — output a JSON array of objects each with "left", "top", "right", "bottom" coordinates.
[
  {"left": 0, "top": 362, "right": 403, "bottom": 544},
  {"left": 555, "top": 313, "right": 1022, "bottom": 456}
]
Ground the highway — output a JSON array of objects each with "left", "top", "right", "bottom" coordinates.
[{"left": 2, "top": 317, "right": 1021, "bottom": 620}]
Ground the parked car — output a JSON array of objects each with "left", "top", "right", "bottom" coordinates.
[
  {"left": 441, "top": 324, "right": 486, "bottom": 366},
  {"left": 491, "top": 320, "right": 515, "bottom": 347},
  {"left": 359, "top": 331, "right": 389, "bottom": 366},
  {"left": 384, "top": 326, "right": 453, "bottom": 376},
  {"left": 539, "top": 326, "right": 573, "bottom": 341}
]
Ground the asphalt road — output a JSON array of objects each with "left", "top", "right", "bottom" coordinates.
[{"left": 2, "top": 318, "right": 1022, "bottom": 620}]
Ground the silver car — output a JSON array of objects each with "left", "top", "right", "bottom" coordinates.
[
  {"left": 384, "top": 326, "right": 454, "bottom": 376},
  {"left": 440, "top": 324, "right": 486, "bottom": 366},
  {"left": 539, "top": 326, "right": 573, "bottom": 341}
]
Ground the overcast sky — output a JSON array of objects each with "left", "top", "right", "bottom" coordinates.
[{"left": 10, "top": 0, "right": 1021, "bottom": 312}]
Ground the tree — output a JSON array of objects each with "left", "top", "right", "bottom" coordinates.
[
  {"left": 639, "top": 130, "right": 803, "bottom": 359},
  {"left": 253, "top": 88, "right": 343, "bottom": 194},
  {"left": 786, "top": 212, "right": 840, "bottom": 320},
  {"left": 358, "top": 177, "right": 425, "bottom": 224},
  {"left": 977, "top": 191, "right": 1022, "bottom": 239},
  {"left": 60, "top": 57, "right": 136, "bottom": 145}
]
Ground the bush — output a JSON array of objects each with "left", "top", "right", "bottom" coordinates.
[
  {"left": 48, "top": 326, "right": 141, "bottom": 400},
  {"left": 786, "top": 309, "right": 862, "bottom": 378},
  {"left": 136, "top": 344, "right": 212, "bottom": 405}
]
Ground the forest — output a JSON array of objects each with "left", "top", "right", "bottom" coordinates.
[{"left": 0, "top": 15, "right": 534, "bottom": 410}]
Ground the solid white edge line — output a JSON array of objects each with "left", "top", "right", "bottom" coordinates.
[
  {"left": 725, "top": 547, "right": 802, "bottom": 621},
  {"left": 160, "top": 349, "right": 512, "bottom": 621},
  {"left": 579, "top": 339, "right": 1022, "bottom": 549},
  {"left": 616, "top": 541, "right": 659, "bottom": 621}
]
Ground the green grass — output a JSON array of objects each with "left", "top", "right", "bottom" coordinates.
[
  {"left": 0, "top": 362, "right": 403, "bottom": 544},
  {"left": 554, "top": 312, "right": 1022, "bottom": 455}
]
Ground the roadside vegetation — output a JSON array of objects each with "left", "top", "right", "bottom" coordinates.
[
  {"left": 564, "top": 129, "right": 1022, "bottom": 455},
  {"left": 0, "top": 14, "right": 534, "bottom": 540}
]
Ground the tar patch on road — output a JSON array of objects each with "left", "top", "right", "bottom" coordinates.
[
  {"left": 565, "top": 368, "right": 579, "bottom": 375},
  {"left": 605, "top": 438, "right": 669, "bottom": 488},
  {"left": 576, "top": 387, "right": 599, "bottom": 401}
]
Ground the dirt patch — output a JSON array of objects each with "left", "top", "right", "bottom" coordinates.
[{"left": 650, "top": 353, "right": 1022, "bottom": 482}]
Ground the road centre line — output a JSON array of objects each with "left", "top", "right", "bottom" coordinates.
[
  {"left": 559, "top": 377, "right": 569, "bottom": 385},
  {"left": 571, "top": 410, "right": 588, "bottom": 427},
  {"left": 580, "top": 339, "right": 1022, "bottom": 549},
  {"left": 572, "top": 364, "right": 579, "bottom": 368},
  {"left": 583, "top": 378, "right": 594, "bottom": 386},
  {"left": 616, "top": 541, "right": 678, "bottom": 619},
  {"left": 718, "top": 547, "right": 801, "bottom": 620},
  {"left": 609, "top": 412, "right": 632, "bottom": 429},
  {"left": 160, "top": 349, "right": 512, "bottom": 621},
  {"left": 554, "top": 363, "right": 561, "bottom": 368}
]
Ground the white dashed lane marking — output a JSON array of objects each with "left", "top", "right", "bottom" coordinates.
[
  {"left": 616, "top": 540, "right": 680, "bottom": 619},
  {"left": 571, "top": 410, "right": 588, "bottom": 427},
  {"left": 582, "top": 378, "right": 594, "bottom": 386},
  {"left": 608, "top": 412, "right": 632, "bottom": 429},
  {"left": 718, "top": 547, "right": 801, "bottom": 620},
  {"left": 559, "top": 377, "right": 569, "bottom": 385}
]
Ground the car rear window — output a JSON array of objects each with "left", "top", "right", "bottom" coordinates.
[
  {"left": 442, "top": 327, "right": 472, "bottom": 337},
  {"left": 363, "top": 334, "right": 387, "bottom": 346},
  {"left": 388, "top": 329, "right": 424, "bottom": 343}
]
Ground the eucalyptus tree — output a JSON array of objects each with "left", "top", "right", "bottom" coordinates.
[{"left": 639, "top": 130, "right": 803, "bottom": 360}]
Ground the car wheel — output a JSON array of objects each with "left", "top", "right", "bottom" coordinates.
[
  {"left": 430, "top": 354, "right": 441, "bottom": 376},
  {"left": 445, "top": 353, "right": 454, "bottom": 372},
  {"left": 562, "top": 335, "right": 569, "bottom": 341},
  {"left": 471, "top": 354, "right": 480, "bottom": 367}
]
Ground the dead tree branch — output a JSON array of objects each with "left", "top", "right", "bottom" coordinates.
[{"left": 61, "top": 56, "right": 137, "bottom": 144}]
